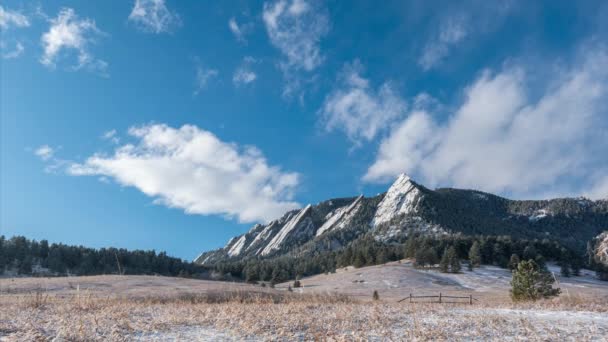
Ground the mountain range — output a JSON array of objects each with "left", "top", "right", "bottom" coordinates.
[{"left": 195, "top": 174, "right": 608, "bottom": 265}]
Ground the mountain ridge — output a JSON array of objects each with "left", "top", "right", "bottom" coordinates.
[{"left": 195, "top": 174, "right": 608, "bottom": 265}]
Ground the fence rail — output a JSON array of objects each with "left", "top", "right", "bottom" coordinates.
[{"left": 398, "top": 293, "right": 478, "bottom": 305}]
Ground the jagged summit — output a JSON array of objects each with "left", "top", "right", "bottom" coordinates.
[
  {"left": 372, "top": 173, "right": 426, "bottom": 227},
  {"left": 195, "top": 173, "right": 608, "bottom": 265}
]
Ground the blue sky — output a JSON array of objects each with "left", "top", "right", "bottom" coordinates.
[{"left": 2, "top": 0, "right": 608, "bottom": 260}]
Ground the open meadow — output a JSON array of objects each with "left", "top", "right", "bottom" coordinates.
[{"left": 1, "top": 261, "right": 607, "bottom": 341}]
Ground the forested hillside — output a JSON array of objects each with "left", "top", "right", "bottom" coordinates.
[{"left": 0, "top": 235, "right": 206, "bottom": 277}]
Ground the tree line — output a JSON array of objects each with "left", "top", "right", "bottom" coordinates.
[
  {"left": 211, "top": 234, "right": 585, "bottom": 284},
  {"left": 0, "top": 235, "right": 205, "bottom": 277}
]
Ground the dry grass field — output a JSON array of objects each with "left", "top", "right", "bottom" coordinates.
[{"left": 1, "top": 261, "right": 607, "bottom": 341}]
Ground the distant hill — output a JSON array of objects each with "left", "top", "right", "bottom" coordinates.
[{"left": 196, "top": 174, "right": 608, "bottom": 266}]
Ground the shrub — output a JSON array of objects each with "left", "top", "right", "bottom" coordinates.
[{"left": 372, "top": 290, "right": 379, "bottom": 301}]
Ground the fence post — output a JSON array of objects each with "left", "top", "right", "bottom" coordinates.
[
  {"left": 439, "top": 292, "right": 442, "bottom": 303},
  {"left": 469, "top": 295, "right": 472, "bottom": 305}
]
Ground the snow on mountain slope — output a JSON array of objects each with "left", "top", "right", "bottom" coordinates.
[
  {"left": 227, "top": 235, "right": 247, "bottom": 257},
  {"left": 372, "top": 173, "right": 424, "bottom": 227},
  {"left": 261, "top": 205, "right": 313, "bottom": 256},
  {"left": 316, "top": 195, "right": 363, "bottom": 237}
]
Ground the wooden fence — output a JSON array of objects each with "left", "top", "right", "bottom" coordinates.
[{"left": 398, "top": 293, "right": 478, "bottom": 305}]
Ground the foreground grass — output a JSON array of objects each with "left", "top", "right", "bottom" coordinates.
[{"left": 1, "top": 289, "right": 607, "bottom": 341}]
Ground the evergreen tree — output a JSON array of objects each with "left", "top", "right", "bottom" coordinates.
[
  {"left": 449, "top": 246, "right": 461, "bottom": 273},
  {"left": 510, "top": 260, "right": 561, "bottom": 301},
  {"left": 372, "top": 290, "right": 379, "bottom": 301},
  {"left": 468, "top": 241, "right": 481, "bottom": 270},
  {"left": 404, "top": 236, "right": 417, "bottom": 258},
  {"left": 439, "top": 248, "right": 450, "bottom": 273},
  {"left": 509, "top": 254, "right": 520, "bottom": 271}
]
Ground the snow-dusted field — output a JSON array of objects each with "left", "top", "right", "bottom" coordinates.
[
  {"left": 1, "top": 263, "right": 607, "bottom": 341},
  {"left": 276, "top": 260, "right": 608, "bottom": 303}
]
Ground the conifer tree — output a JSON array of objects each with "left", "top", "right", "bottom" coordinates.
[
  {"left": 508, "top": 254, "right": 520, "bottom": 271},
  {"left": 448, "top": 246, "right": 461, "bottom": 273},
  {"left": 510, "top": 260, "right": 561, "bottom": 301},
  {"left": 468, "top": 241, "right": 481, "bottom": 270},
  {"left": 439, "top": 248, "right": 450, "bottom": 273}
]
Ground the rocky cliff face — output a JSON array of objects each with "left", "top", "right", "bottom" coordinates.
[{"left": 195, "top": 174, "right": 608, "bottom": 265}]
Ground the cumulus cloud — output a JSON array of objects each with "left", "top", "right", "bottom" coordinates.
[
  {"left": 0, "top": 5, "right": 30, "bottom": 29},
  {"left": 366, "top": 49, "right": 608, "bottom": 199},
  {"left": 128, "top": 0, "right": 181, "bottom": 34},
  {"left": 34, "top": 145, "right": 54, "bottom": 161},
  {"left": 68, "top": 124, "right": 301, "bottom": 222},
  {"left": 319, "top": 61, "right": 407, "bottom": 146},
  {"left": 233, "top": 56, "right": 257, "bottom": 86},
  {"left": 419, "top": 15, "right": 468, "bottom": 71},
  {"left": 40, "top": 8, "right": 107, "bottom": 74},
  {"left": 262, "top": 0, "right": 329, "bottom": 95},
  {"left": 193, "top": 63, "right": 218, "bottom": 95}
]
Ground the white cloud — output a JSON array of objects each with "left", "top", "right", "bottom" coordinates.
[
  {"left": 0, "top": 5, "right": 30, "bottom": 29},
  {"left": 40, "top": 8, "right": 107, "bottom": 74},
  {"left": 233, "top": 56, "right": 257, "bottom": 86},
  {"left": 419, "top": 15, "right": 468, "bottom": 71},
  {"left": 366, "top": 49, "right": 608, "bottom": 199},
  {"left": 2, "top": 41, "right": 24, "bottom": 59},
  {"left": 68, "top": 124, "right": 301, "bottom": 222},
  {"left": 34, "top": 145, "right": 54, "bottom": 161},
  {"left": 102, "top": 129, "right": 120, "bottom": 144},
  {"left": 233, "top": 68, "right": 257, "bottom": 85},
  {"left": 228, "top": 17, "right": 252, "bottom": 43},
  {"left": 194, "top": 63, "right": 218, "bottom": 95},
  {"left": 319, "top": 61, "right": 407, "bottom": 146},
  {"left": 262, "top": 0, "right": 329, "bottom": 94},
  {"left": 128, "top": 0, "right": 181, "bottom": 34}
]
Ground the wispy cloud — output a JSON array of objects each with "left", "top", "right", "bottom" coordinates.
[
  {"left": 68, "top": 124, "right": 301, "bottom": 223},
  {"left": 1, "top": 5, "right": 31, "bottom": 59},
  {"left": 0, "top": 5, "right": 30, "bottom": 29},
  {"left": 34, "top": 145, "right": 54, "bottom": 161},
  {"left": 419, "top": 15, "right": 468, "bottom": 71},
  {"left": 40, "top": 8, "right": 108, "bottom": 75},
  {"left": 2, "top": 41, "right": 24, "bottom": 59},
  {"left": 418, "top": 2, "right": 514, "bottom": 71},
  {"left": 233, "top": 56, "right": 257, "bottom": 86},
  {"left": 193, "top": 61, "right": 218, "bottom": 95},
  {"left": 228, "top": 17, "right": 252, "bottom": 43},
  {"left": 319, "top": 61, "right": 407, "bottom": 146},
  {"left": 366, "top": 47, "right": 608, "bottom": 199},
  {"left": 262, "top": 0, "right": 329, "bottom": 96},
  {"left": 101, "top": 129, "right": 120, "bottom": 144},
  {"left": 128, "top": 0, "right": 181, "bottom": 34}
]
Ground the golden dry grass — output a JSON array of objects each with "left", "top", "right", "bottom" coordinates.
[{"left": 1, "top": 286, "right": 607, "bottom": 341}]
